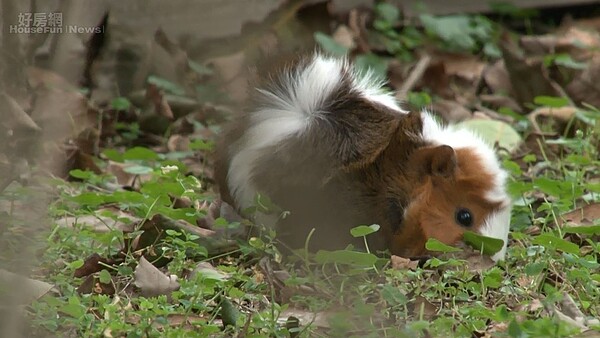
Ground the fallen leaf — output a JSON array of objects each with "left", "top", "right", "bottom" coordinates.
[
  {"left": 438, "top": 244, "right": 497, "bottom": 273},
  {"left": 134, "top": 256, "right": 180, "bottom": 297},
  {"left": 439, "top": 53, "right": 486, "bottom": 83},
  {"left": 77, "top": 274, "right": 116, "bottom": 295},
  {"left": 278, "top": 308, "right": 331, "bottom": 329},
  {"left": 220, "top": 201, "right": 244, "bottom": 224},
  {"left": 479, "top": 94, "right": 522, "bottom": 113},
  {"left": 0, "top": 269, "right": 55, "bottom": 304},
  {"left": 432, "top": 99, "right": 472, "bottom": 122},
  {"left": 552, "top": 305, "right": 587, "bottom": 330},
  {"left": 160, "top": 314, "right": 208, "bottom": 329},
  {"left": 167, "top": 134, "right": 190, "bottom": 152},
  {"left": 516, "top": 275, "right": 536, "bottom": 289},
  {"left": 485, "top": 322, "right": 509, "bottom": 335},
  {"left": 520, "top": 26, "right": 600, "bottom": 60},
  {"left": 0, "top": 92, "right": 42, "bottom": 132},
  {"left": 105, "top": 161, "right": 153, "bottom": 187},
  {"left": 208, "top": 51, "right": 248, "bottom": 103},
  {"left": 528, "top": 106, "right": 578, "bottom": 134},
  {"left": 146, "top": 83, "right": 175, "bottom": 120},
  {"left": 421, "top": 60, "right": 452, "bottom": 98},
  {"left": 560, "top": 203, "right": 600, "bottom": 227},
  {"left": 332, "top": 25, "right": 356, "bottom": 50},
  {"left": 559, "top": 292, "right": 588, "bottom": 327},
  {"left": 527, "top": 299, "right": 544, "bottom": 313},
  {"left": 73, "top": 253, "right": 123, "bottom": 278},
  {"left": 500, "top": 34, "right": 564, "bottom": 107},
  {"left": 56, "top": 208, "right": 140, "bottom": 233},
  {"left": 30, "top": 84, "right": 95, "bottom": 142},
  {"left": 190, "top": 262, "right": 230, "bottom": 282},
  {"left": 483, "top": 60, "right": 513, "bottom": 96},
  {"left": 456, "top": 119, "right": 523, "bottom": 153},
  {"left": 410, "top": 295, "right": 438, "bottom": 320},
  {"left": 566, "top": 55, "right": 600, "bottom": 108},
  {"left": 329, "top": 0, "right": 374, "bottom": 16},
  {"left": 390, "top": 255, "right": 419, "bottom": 270}
]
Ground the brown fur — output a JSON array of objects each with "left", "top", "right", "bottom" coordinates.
[{"left": 382, "top": 147, "right": 502, "bottom": 257}]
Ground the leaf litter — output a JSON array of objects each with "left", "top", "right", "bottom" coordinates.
[{"left": 2, "top": 1, "right": 600, "bottom": 337}]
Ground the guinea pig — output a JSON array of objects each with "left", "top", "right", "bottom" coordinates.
[{"left": 214, "top": 53, "right": 512, "bottom": 261}]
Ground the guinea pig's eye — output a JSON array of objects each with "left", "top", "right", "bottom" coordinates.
[{"left": 455, "top": 208, "right": 473, "bottom": 227}]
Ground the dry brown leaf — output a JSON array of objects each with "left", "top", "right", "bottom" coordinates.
[
  {"left": 329, "top": 0, "right": 374, "bottom": 15},
  {"left": 411, "top": 295, "right": 438, "bottom": 319},
  {"left": 0, "top": 269, "right": 55, "bottom": 304},
  {"left": 396, "top": 54, "right": 432, "bottom": 100},
  {"left": 528, "top": 298, "right": 544, "bottom": 313},
  {"left": 56, "top": 208, "right": 139, "bottom": 233},
  {"left": 150, "top": 214, "right": 216, "bottom": 238},
  {"left": 77, "top": 274, "right": 116, "bottom": 295},
  {"left": 559, "top": 203, "right": 600, "bottom": 227},
  {"left": 0, "top": 92, "right": 41, "bottom": 132},
  {"left": 73, "top": 253, "right": 123, "bottom": 278},
  {"left": 552, "top": 306, "right": 588, "bottom": 330},
  {"left": 159, "top": 314, "right": 208, "bottom": 329},
  {"left": 154, "top": 28, "right": 198, "bottom": 95},
  {"left": 569, "top": 16, "right": 600, "bottom": 32},
  {"left": 390, "top": 255, "right": 419, "bottom": 270},
  {"left": 483, "top": 60, "right": 514, "bottom": 95},
  {"left": 72, "top": 149, "right": 103, "bottom": 175},
  {"left": 332, "top": 25, "right": 356, "bottom": 50},
  {"left": 167, "top": 134, "right": 190, "bottom": 152},
  {"left": 278, "top": 308, "right": 331, "bottom": 329},
  {"left": 30, "top": 85, "right": 94, "bottom": 141},
  {"left": 220, "top": 201, "right": 244, "bottom": 224},
  {"left": 567, "top": 55, "right": 600, "bottom": 108},
  {"left": 559, "top": 293, "right": 588, "bottom": 327},
  {"left": 26, "top": 66, "right": 78, "bottom": 91},
  {"left": 521, "top": 26, "right": 600, "bottom": 60},
  {"left": 528, "top": 106, "right": 578, "bottom": 133},
  {"left": 105, "top": 161, "right": 153, "bottom": 187},
  {"left": 146, "top": 84, "right": 175, "bottom": 120},
  {"left": 484, "top": 321, "right": 509, "bottom": 336},
  {"left": 134, "top": 256, "right": 180, "bottom": 297},
  {"left": 209, "top": 51, "right": 248, "bottom": 103},
  {"left": 345, "top": 8, "right": 372, "bottom": 53},
  {"left": 438, "top": 245, "right": 496, "bottom": 272},
  {"left": 432, "top": 99, "right": 472, "bottom": 122},
  {"left": 573, "top": 330, "right": 600, "bottom": 338},
  {"left": 500, "top": 35, "right": 564, "bottom": 107},
  {"left": 516, "top": 275, "right": 536, "bottom": 289},
  {"left": 464, "top": 254, "right": 496, "bottom": 273},
  {"left": 190, "top": 262, "right": 230, "bottom": 281},
  {"left": 440, "top": 53, "right": 486, "bottom": 83},
  {"left": 479, "top": 94, "right": 523, "bottom": 113},
  {"left": 420, "top": 60, "right": 452, "bottom": 98}
]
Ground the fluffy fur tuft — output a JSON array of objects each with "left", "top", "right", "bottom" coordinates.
[{"left": 227, "top": 54, "right": 404, "bottom": 208}]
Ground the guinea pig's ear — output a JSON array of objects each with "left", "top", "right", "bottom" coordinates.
[{"left": 411, "top": 144, "right": 457, "bottom": 177}]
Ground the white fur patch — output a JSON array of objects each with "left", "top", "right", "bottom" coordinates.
[
  {"left": 420, "top": 112, "right": 509, "bottom": 203},
  {"left": 351, "top": 70, "right": 405, "bottom": 112},
  {"left": 479, "top": 205, "right": 512, "bottom": 261}
]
